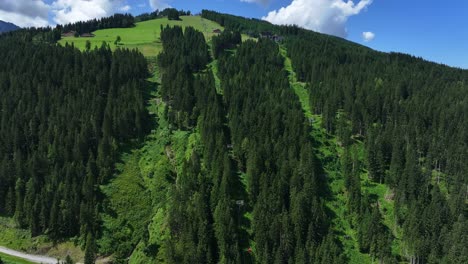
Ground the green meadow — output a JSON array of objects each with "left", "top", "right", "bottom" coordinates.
[{"left": 58, "top": 16, "right": 225, "bottom": 57}]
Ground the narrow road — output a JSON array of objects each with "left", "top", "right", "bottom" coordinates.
[{"left": 0, "top": 246, "right": 59, "bottom": 264}]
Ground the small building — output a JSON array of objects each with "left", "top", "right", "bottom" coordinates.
[
  {"left": 80, "top": 33, "right": 95, "bottom": 37},
  {"left": 61, "top": 31, "right": 77, "bottom": 37},
  {"left": 213, "top": 29, "right": 222, "bottom": 34},
  {"left": 260, "top": 31, "right": 283, "bottom": 42},
  {"left": 272, "top": 35, "right": 283, "bottom": 42},
  {"left": 260, "top": 31, "right": 273, "bottom": 38}
]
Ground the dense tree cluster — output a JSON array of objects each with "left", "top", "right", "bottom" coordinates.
[
  {"left": 158, "top": 25, "right": 210, "bottom": 128},
  {"left": 201, "top": 10, "right": 274, "bottom": 35},
  {"left": 157, "top": 26, "right": 244, "bottom": 263},
  {"left": 285, "top": 30, "right": 468, "bottom": 263},
  {"left": 135, "top": 10, "right": 163, "bottom": 22},
  {"left": 0, "top": 33, "right": 149, "bottom": 251},
  {"left": 135, "top": 8, "right": 191, "bottom": 22},
  {"left": 203, "top": 10, "right": 467, "bottom": 263},
  {"left": 217, "top": 39, "right": 345, "bottom": 263},
  {"left": 211, "top": 30, "right": 242, "bottom": 59},
  {"left": 60, "top": 14, "right": 135, "bottom": 35},
  {"left": 1, "top": 27, "right": 61, "bottom": 44},
  {"left": 157, "top": 25, "right": 345, "bottom": 264},
  {"left": 201, "top": 10, "right": 302, "bottom": 37},
  {"left": 165, "top": 8, "right": 181, "bottom": 21}
]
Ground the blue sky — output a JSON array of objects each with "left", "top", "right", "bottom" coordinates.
[{"left": 1, "top": 1, "right": 467, "bottom": 68}]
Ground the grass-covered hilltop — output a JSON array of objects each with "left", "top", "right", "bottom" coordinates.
[{"left": 0, "top": 8, "right": 466, "bottom": 264}]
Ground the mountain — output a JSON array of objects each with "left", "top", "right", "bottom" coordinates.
[
  {"left": 0, "top": 9, "right": 466, "bottom": 264},
  {"left": 0, "top": 20, "right": 19, "bottom": 33}
]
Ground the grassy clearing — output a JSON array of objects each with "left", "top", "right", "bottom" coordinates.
[
  {"left": 0, "top": 217, "right": 41, "bottom": 252},
  {"left": 0, "top": 217, "right": 83, "bottom": 263},
  {"left": 59, "top": 16, "right": 224, "bottom": 57}
]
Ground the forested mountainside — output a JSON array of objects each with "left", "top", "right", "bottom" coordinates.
[
  {"left": 0, "top": 21, "right": 19, "bottom": 33},
  {"left": 284, "top": 27, "right": 468, "bottom": 264},
  {"left": 0, "top": 9, "right": 466, "bottom": 264},
  {"left": 204, "top": 10, "right": 467, "bottom": 263},
  {"left": 155, "top": 26, "right": 342, "bottom": 263},
  {"left": 0, "top": 30, "right": 149, "bottom": 260}
]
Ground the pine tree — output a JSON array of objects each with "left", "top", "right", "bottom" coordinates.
[
  {"left": 84, "top": 234, "right": 96, "bottom": 264},
  {"left": 65, "top": 255, "right": 74, "bottom": 264}
]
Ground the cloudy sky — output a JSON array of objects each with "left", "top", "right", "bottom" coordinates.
[{"left": 1, "top": 0, "right": 467, "bottom": 68}]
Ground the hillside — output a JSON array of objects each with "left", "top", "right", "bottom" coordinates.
[
  {"left": 58, "top": 16, "right": 250, "bottom": 57},
  {"left": 0, "top": 21, "right": 19, "bottom": 34},
  {"left": 0, "top": 9, "right": 466, "bottom": 264}
]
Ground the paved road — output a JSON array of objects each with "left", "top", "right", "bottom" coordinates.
[{"left": 0, "top": 246, "right": 59, "bottom": 264}]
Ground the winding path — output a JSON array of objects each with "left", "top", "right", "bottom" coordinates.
[{"left": 0, "top": 246, "right": 59, "bottom": 264}]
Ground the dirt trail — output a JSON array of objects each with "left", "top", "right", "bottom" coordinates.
[{"left": 0, "top": 246, "right": 59, "bottom": 264}]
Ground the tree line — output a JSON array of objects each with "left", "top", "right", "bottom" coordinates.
[
  {"left": 201, "top": 10, "right": 303, "bottom": 38},
  {"left": 136, "top": 8, "right": 191, "bottom": 22},
  {"left": 59, "top": 13, "right": 135, "bottom": 35},
  {"left": 211, "top": 30, "right": 242, "bottom": 59}
]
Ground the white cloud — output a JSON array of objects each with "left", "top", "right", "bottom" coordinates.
[
  {"left": 362, "top": 31, "right": 375, "bottom": 42},
  {"left": 263, "top": 0, "right": 372, "bottom": 37},
  {"left": 119, "top": 5, "right": 131, "bottom": 12},
  {"left": 0, "top": 1, "right": 49, "bottom": 27},
  {"left": 51, "top": 0, "right": 126, "bottom": 25},
  {"left": 0, "top": 0, "right": 137, "bottom": 27},
  {"left": 241, "top": 0, "right": 271, "bottom": 6},
  {"left": 149, "top": 0, "right": 170, "bottom": 10}
]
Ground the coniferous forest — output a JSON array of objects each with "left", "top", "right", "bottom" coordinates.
[
  {"left": 0, "top": 8, "right": 466, "bottom": 264},
  {"left": 0, "top": 31, "right": 149, "bottom": 259},
  {"left": 284, "top": 33, "right": 468, "bottom": 264}
]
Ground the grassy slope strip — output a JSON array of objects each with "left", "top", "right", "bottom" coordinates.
[
  {"left": 98, "top": 74, "right": 195, "bottom": 263},
  {"left": 98, "top": 24, "right": 247, "bottom": 263},
  {"left": 96, "top": 44, "right": 201, "bottom": 262},
  {"left": 281, "top": 45, "right": 401, "bottom": 263},
  {"left": 91, "top": 18, "right": 247, "bottom": 263}
]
